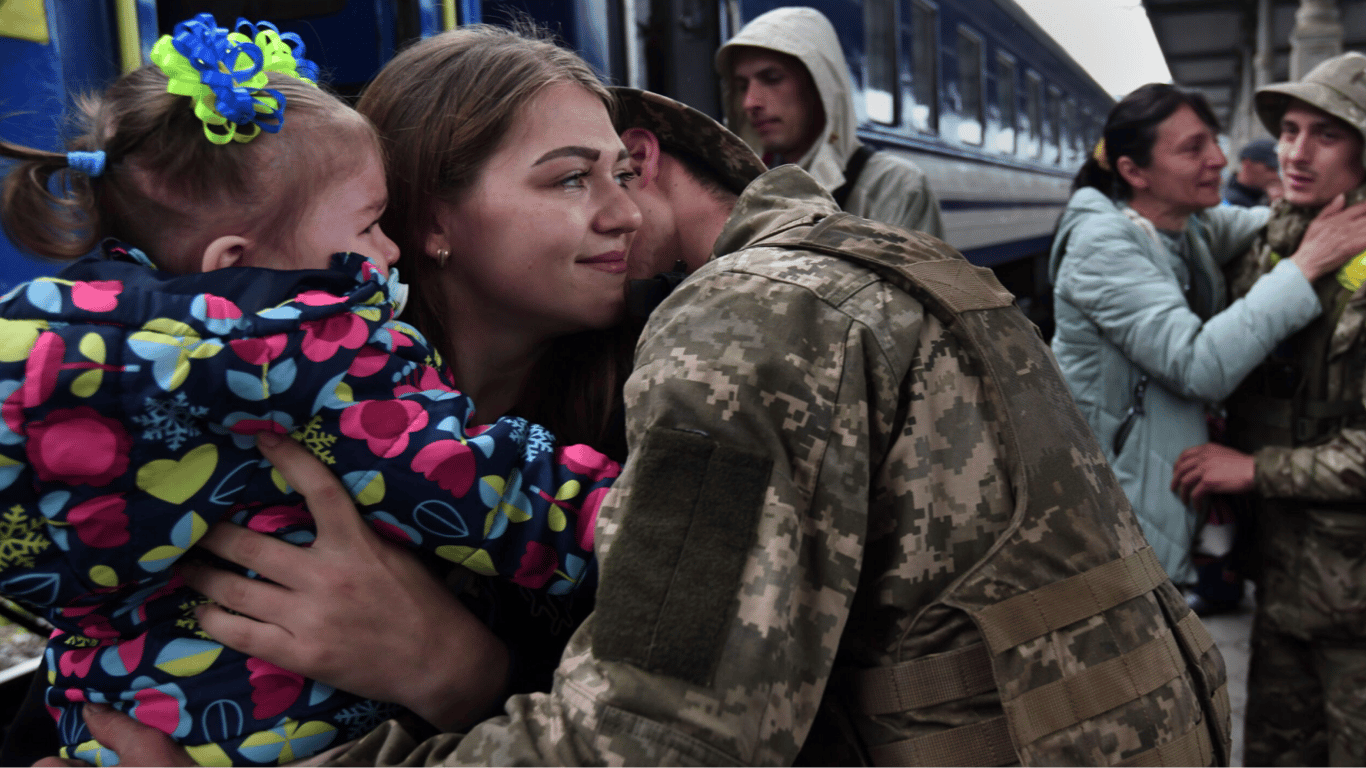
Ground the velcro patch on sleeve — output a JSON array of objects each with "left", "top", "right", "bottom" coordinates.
[{"left": 592, "top": 426, "right": 772, "bottom": 687}]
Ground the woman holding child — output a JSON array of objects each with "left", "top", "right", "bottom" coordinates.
[{"left": 6, "top": 19, "right": 648, "bottom": 766}]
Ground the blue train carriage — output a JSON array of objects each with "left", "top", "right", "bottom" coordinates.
[{"left": 0, "top": 0, "right": 479, "bottom": 295}]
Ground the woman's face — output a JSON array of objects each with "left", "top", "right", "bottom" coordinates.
[
  {"left": 1127, "top": 104, "right": 1227, "bottom": 215},
  {"left": 429, "top": 82, "right": 642, "bottom": 339}
]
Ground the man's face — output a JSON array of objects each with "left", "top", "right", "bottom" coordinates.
[
  {"left": 729, "top": 48, "right": 825, "bottom": 159},
  {"left": 1278, "top": 102, "right": 1366, "bottom": 206}
]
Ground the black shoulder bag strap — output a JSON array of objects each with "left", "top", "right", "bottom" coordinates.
[{"left": 831, "top": 144, "right": 876, "bottom": 210}]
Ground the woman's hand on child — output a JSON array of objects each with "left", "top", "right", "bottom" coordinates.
[
  {"left": 178, "top": 432, "right": 510, "bottom": 732},
  {"left": 1291, "top": 193, "right": 1366, "bottom": 281},
  {"left": 32, "top": 703, "right": 192, "bottom": 767}
]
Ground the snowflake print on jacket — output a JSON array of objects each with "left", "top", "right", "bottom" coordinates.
[{"left": 0, "top": 243, "right": 620, "bottom": 766}]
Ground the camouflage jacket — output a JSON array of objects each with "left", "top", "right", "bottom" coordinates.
[
  {"left": 325, "top": 167, "right": 1225, "bottom": 766},
  {"left": 1224, "top": 187, "right": 1366, "bottom": 501},
  {"left": 1223, "top": 190, "right": 1366, "bottom": 641}
]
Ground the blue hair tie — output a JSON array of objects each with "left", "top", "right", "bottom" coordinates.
[{"left": 67, "top": 151, "right": 106, "bottom": 177}]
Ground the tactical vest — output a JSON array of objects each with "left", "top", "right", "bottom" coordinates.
[
  {"left": 1226, "top": 277, "right": 1366, "bottom": 452},
  {"left": 761, "top": 213, "right": 1230, "bottom": 767}
]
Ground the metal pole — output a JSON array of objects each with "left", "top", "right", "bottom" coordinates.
[{"left": 1290, "top": 0, "right": 1343, "bottom": 80}]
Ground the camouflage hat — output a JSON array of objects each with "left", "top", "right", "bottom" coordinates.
[
  {"left": 1256, "top": 51, "right": 1366, "bottom": 164},
  {"left": 609, "top": 86, "right": 766, "bottom": 195}
]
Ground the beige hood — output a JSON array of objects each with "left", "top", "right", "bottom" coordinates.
[{"left": 716, "top": 7, "right": 861, "bottom": 192}]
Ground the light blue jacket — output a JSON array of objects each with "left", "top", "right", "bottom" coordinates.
[{"left": 1050, "top": 187, "right": 1319, "bottom": 583}]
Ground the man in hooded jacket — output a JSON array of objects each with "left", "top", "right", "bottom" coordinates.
[{"left": 716, "top": 6, "right": 945, "bottom": 239}]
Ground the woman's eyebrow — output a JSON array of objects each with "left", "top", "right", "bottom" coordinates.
[{"left": 533, "top": 146, "right": 600, "bottom": 165}]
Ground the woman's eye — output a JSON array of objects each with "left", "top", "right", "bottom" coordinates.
[
  {"left": 616, "top": 170, "right": 638, "bottom": 186},
  {"left": 559, "top": 171, "right": 588, "bottom": 188}
]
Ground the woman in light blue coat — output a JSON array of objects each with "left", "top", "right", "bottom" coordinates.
[{"left": 1050, "top": 84, "right": 1366, "bottom": 586}]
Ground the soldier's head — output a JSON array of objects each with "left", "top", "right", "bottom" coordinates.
[
  {"left": 611, "top": 88, "right": 766, "bottom": 279},
  {"left": 1257, "top": 52, "right": 1366, "bottom": 206}
]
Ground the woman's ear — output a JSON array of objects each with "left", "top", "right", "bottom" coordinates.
[
  {"left": 1115, "top": 156, "right": 1148, "bottom": 192},
  {"left": 200, "top": 236, "right": 252, "bottom": 273},
  {"left": 620, "top": 127, "right": 663, "bottom": 186}
]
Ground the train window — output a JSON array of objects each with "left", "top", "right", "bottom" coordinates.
[
  {"left": 909, "top": 0, "right": 938, "bottom": 134},
  {"left": 994, "top": 52, "right": 1016, "bottom": 154},
  {"left": 1046, "top": 85, "right": 1062, "bottom": 164},
  {"left": 1025, "top": 70, "right": 1042, "bottom": 158},
  {"left": 1060, "top": 97, "right": 1074, "bottom": 166},
  {"left": 955, "top": 27, "right": 983, "bottom": 145},
  {"left": 865, "top": 0, "right": 898, "bottom": 125}
]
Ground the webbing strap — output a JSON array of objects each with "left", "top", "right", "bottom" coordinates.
[
  {"left": 976, "top": 547, "right": 1167, "bottom": 652},
  {"left": 851, "top": 643, "right": 995, "bottom": 715},
  {"left": 1116, "top": 716, "right": 1215, "bottom": 767},
  {"left": 1005, "top": 628, "right": 1186, "bottom": 745},
  {"left": 1174, "top": 609, "right": 1217, "bottom": 658},
  {"left": 867, "top": 716, "right": 1017, "bottom": 767}
]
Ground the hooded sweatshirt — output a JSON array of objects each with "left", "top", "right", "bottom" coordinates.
[{"left": 716, "top": 7, "right": 944, "bottom": 238}]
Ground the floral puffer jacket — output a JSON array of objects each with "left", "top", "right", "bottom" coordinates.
[{"left": 0, "top": 242, "right": 618, "bottom": 766}]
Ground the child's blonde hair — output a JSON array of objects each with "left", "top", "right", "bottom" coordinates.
[{"left": 2, "top": 65, "right": 379, "bottom": 273}]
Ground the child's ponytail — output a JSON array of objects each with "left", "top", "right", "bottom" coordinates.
[{"left": 0, "top": 138, "right": 105, "bottom": 261}]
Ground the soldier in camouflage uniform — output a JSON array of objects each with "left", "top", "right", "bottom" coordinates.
[
  {"left": 81, "top": 91, "right": 1231, "bottom": 766},
  {"left": 1173, "top": 52, "right": 1366, "bottom": 766}
]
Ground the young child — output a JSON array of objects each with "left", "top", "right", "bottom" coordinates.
[{"left": 0, "top": 15, "right": 618, "bottom": 766}]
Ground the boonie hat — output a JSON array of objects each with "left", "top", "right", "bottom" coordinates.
[
  {"left": 610, "top": 87, "right": 766, "bottom": 195},
  {"left": 1256, "top": 51, "right": 1366, "bottom": 165},
  {"left": 1237, "top": 138, "right": 1278, "bottom": 170}
]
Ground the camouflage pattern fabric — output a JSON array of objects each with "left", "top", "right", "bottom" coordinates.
[
  {"left": 322, "top": 166, "right": 1225, "bottom": 766},
  {"left": 1222, "top": 189, "right": 1366, "bottom": 766}
]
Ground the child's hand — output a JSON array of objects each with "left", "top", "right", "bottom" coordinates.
[{"left": 177, "top": 432, "right": 510, "bottom": 732}]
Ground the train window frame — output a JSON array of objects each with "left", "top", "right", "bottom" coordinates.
[
  {"left": 1046, "top": 84, "right": 1063, "bottom": 165},
  {"left": 908, "top": 0, "right": 939, "bottom": 135},
  {"left": 994, "top": 51, "right": 1017, "bottom": 155},
  {"left": 954, "top": 25, "right": 984, "bottom": 145},
  {"left": 1025, "top": 69, "right": 1042, "bottom": 159},
  {"left": 864, "top": 0, "right": 899, "bottom": 126}
]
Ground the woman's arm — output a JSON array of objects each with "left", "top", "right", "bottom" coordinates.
[{"left": 179, "top": 432, "right": 510, "bottom": 732}]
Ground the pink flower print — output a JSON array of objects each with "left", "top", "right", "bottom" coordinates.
[
  {"left": 246, "top": 503, "right": 313, "bottom": 534},
  {"left": 230, "top": 334, "right": 287, "bottom": 366},
  {"left": 411, "top": 440, "right": 475, "bottom": 495},
  {"left": 294, "top": 290, "right": 348, "bottom": 307},
  {"left": 68, "top": 494, "right": 130, "bottom": 548},
  {"left": 28, "top": 406, "right": 131, "bottom": 486},
  {"left": 393, "top": 365, "right": 456, "bottom": 397},
  {"left": 513, "top": 542, "right": 560, "bottom": 588},
  {"left": 301, "top": 313, "right": 370, "bottom": 362},
  {"left": 348, "top": 346, "right": 390, "bottom": 378},
  {"left": 21, "top": 331, "right": 64, "bottom": 410},
  {"left": 200, "top": 294, "right": 241, "bottom": 318},
  {"left": 70, "top": 280, "right": 121, "bottom": 312},
  {"left": 340, "top": 399, "right": 428, "bottom": 458},
  {"left": 577, "top": 487, "right": 607, "bottom": 551},
  {"left": 246, "top": 657, "right": 304, "bottom": 720},
  {"left": 57, "top": 647, "right": 97, "bottom": 678},
  {"left": 561, "top": 444, "right": 621, "bottom": 482}
]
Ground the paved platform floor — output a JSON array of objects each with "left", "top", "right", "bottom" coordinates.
[{"left": 1198, "top": 585, "right": 1256, "bottom": 766}]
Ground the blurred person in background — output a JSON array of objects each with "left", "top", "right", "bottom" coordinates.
[
  {"left": 715, "top": 6, "right": 944, "bottom": 238},
  {"left": 1225, "top": 138, "right": 1282, "bottom": 207}
]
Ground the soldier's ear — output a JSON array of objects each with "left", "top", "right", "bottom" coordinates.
[{"left": 621, "top": 128, "right": 662, "bottom": 186}]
